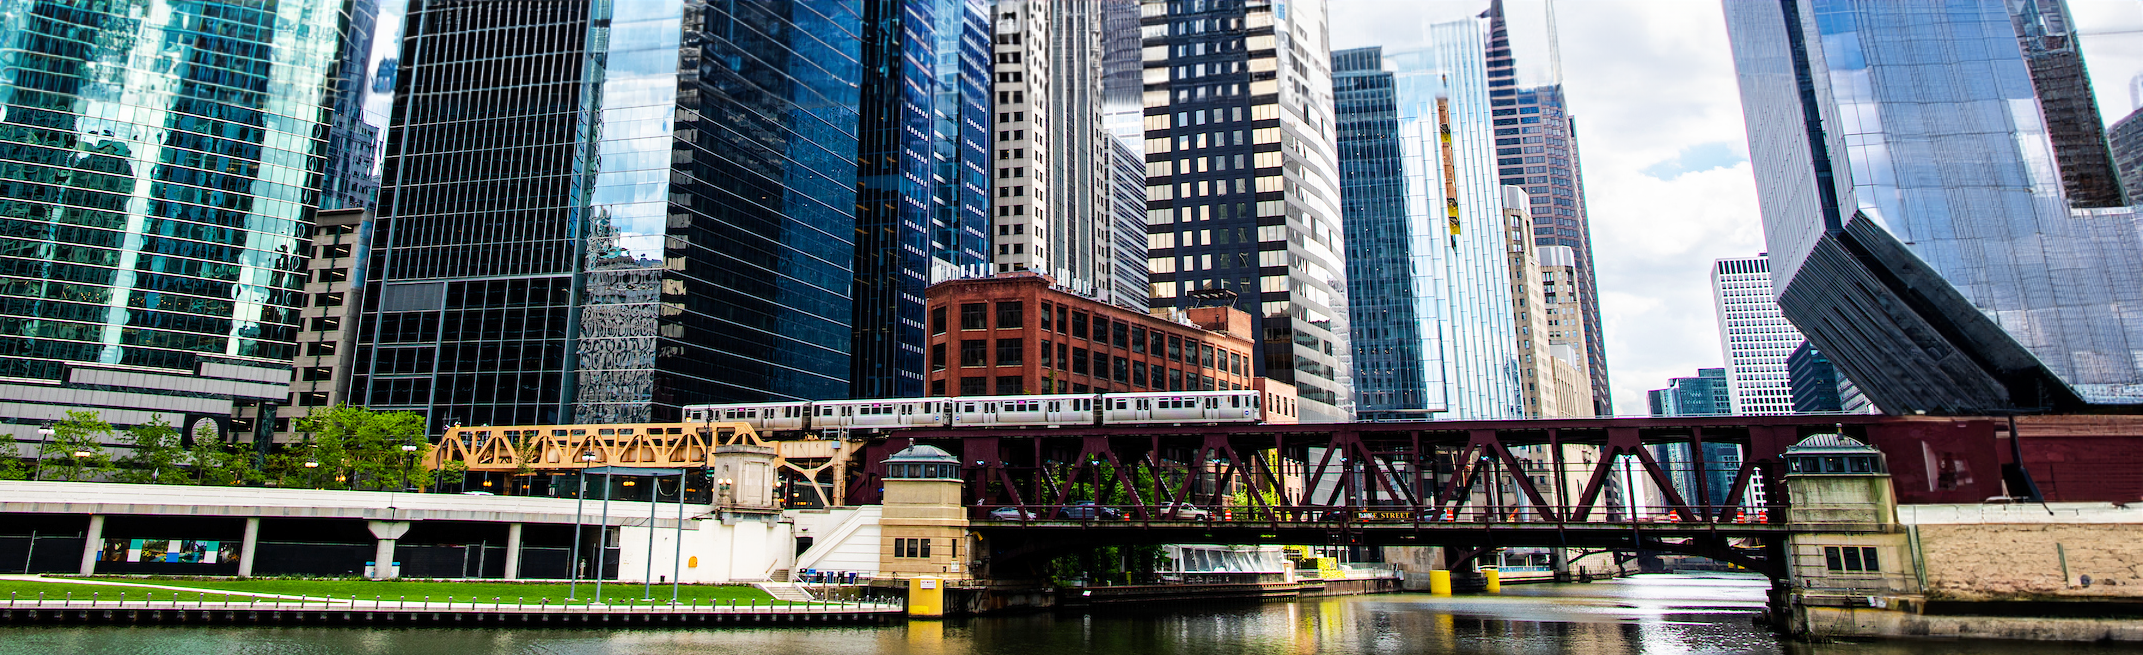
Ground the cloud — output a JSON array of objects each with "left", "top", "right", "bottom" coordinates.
[{"left": 1641, "top": 141, "right": 1750, "bottom": 180}]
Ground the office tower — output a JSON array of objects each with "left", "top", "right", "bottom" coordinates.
[
  {"left": 357, "top": 0, "right": 863, "bottom": 427},
  {"left": 1645, "top": 367, "right": 1742, "bottom": 509},
  {"left": 2113, "top": 108, "right": 2143, "bottom": 206},
  {"left": 2006, "top": 0, "right": 2124, "bottom": 207},
  {"left": 1647, "top": 368, "right": 1730, "bottom": 417},
  {"left": 1535, "top": 244, "right": 1594, "bottom": 411},
  {"left": 1144, "top": 0, "right": 1352, "bottom": 421},
  {"left": 1101, "top": 0, "right": 1151, "bottom": 308},
  {"left": 321, "top": 0, "right": 383, "bottom": 211},
  {"left": 1787, "top": 342, "right": 1843, "bottom": 413},
  {"left": 1105, "top": 138, "right": 1151, "bottom": 306},
  {"left": 1712, "top": 255, "right": 1802, "bottom": 415},
  {"left": 273, "top": 209, "right": 371, "bottom": 440},
  {"left": 0, "top": 1, "right": 354, "bottom": 443},
  {"left": 1725, "top": 0, "right": 2143, "bottom": 414},
  {"left": 1483, "top": 0, "right": 1609, "bottom": 415},
  {"left": 1499, "top": 188, "right": 1589, "bottom": 418},
  {"left": 853, "top": 0, "right": 990, "bottom": 399},
  {"left": 1333, "top": 39, "right": 1520, "bottom": 422}
]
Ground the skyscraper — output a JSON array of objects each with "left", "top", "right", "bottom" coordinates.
[
  {"left": 1334, "top": 37, "right": 1521, "bottom": 421},
  {"left": 1502, "top": 187, "right": 1589, "bottom": 418},
  {"left": 1647, "top": 368, "right": 1730, "bottom": 417},
  {"left": 2112, "top": 107, "right": 2143, "bottom": 207},
  {"left": 1144, "top": 0, "right": 1353, "bottom": 421},
  {"left": 357, "top": 0, "right": 864, "bottom": 427},
  {"left": 1787, "top": 342, "right": 1843, "bottom": 413},
  {"left": 0, "top": 1, "right": 355, "bottom": 441},
  {"left": 2006, "top": 0, "right": 2125, "bottom": 207},
  {"left": 853, "top": 0, "right": 990, "bottom": 399},
  {"left": 1712, "top": 255, "right": 1802, "bottom": 415},
  {"left": 1725, "top": 0, "right": 2143, "bottom": 414},
  {"left": 1483, "top": 1, "right": 1609, "bottom": 415}
]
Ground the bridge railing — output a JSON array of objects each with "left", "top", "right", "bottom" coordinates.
[{"left": 970, "top": 503, "right": 1777, "bottom": 525}]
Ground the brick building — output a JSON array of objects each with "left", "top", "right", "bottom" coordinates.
[{"left": 925, "top": 274, "right": 1259, "bottom": 398}]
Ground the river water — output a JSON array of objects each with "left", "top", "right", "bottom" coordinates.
[{"left": 2, "top": 574, "right": 2132, "bottom": 654}]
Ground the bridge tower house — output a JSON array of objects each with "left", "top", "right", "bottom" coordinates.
[
  {"left": 1779, "top": 434, "right": 1919, "bottom": 632},
  {"left": 879, "top": 445, "right": 972, "bottom": 581}
]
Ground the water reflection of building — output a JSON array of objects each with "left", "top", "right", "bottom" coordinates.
[{"left": 356, "top": 1, "right": 865, "bottom": 428}]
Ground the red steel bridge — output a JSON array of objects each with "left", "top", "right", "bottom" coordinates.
[{"left": 841, "top": 413, "right": 2143, "bottom": 577}]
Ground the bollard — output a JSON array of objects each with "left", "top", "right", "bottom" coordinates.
[
  {"left": 1484, "top": 568, "right": 1502, "bottom": 594},
  {"left": 1429, "top": 570, "right": 1452, "bottom": 596}
]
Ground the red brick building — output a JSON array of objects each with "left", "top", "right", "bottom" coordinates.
[{"left": 924, "top": 274, "right": 1259, "bottom": 397}]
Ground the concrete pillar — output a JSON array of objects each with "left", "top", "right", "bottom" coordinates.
[
  {"left": 503, "top": 523, "right": 523, "bottom": 581},
  {"left": 237, "top": 518, "right": 261, "bottom": 577},
  {"left": 366, "top": 520, "right": 412, "bottom": 580},
  {"left": 78, "top": 515, "right": 104, "bottom": 576}
]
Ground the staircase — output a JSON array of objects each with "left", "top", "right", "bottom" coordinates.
[
  {"left": 756, "top": 582, "right": 815, "bottom": 602},
  {"left": 769, "top": 569, "right": 791, "bottom": 582}
]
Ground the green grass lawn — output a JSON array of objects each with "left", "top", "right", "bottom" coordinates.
[
  {"left": 0, "top": 579, "right": 294, "bottom": 604},
  {"left": 82, "top": 577, "right": 802, "bottom": 607}
]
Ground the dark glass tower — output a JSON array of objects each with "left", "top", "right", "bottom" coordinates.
[
  {"left": 357, "top": 0, "right": 863, "bottom": 427},
  {"left": 851, "top": 0, "right": 989, "bottom": 399},
  {"left": 1482, "top": 0, "right": 1609, "bottom": 415},
  {"left": 0, "top": 1, "right": 351, "bottom": 438}
]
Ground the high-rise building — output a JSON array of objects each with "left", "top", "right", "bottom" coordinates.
[
  {"left": 356, "top": 0, "right": 864, "bottom": 427},
  {"left": 1500, "top": 188, "right": 1590, "bottom": 418},
  {"left": 1482, "top": 1, "right": 1609, "bottom": 416},
  {"left": 2006, "top": 0, "right": 2125, "bottom": 207},
  {"left": 2112, "top": 107, "right": 2143, "bottom": 207},
  {"left": 321, "top": 0, "right": 384, "bottom": 212},
  {"left": 1787, "top": 342, "right": 1842, "bottom": 413},
  {"left": 853, "top": 0, "right": 991, "bottom": 399},
  {"left": 267, "top": 208, "right": 372, "bottom": 441},
  {"left": 0, "top": 1, "right": 355, "bottom": 444},
  {"left": 1646, "top": 367, "right": 1743, "bottom": 508},
  {"left": 1334, "top": 39, "right": 1521, "bottom": 422},
  {"left": 1536, "top": 244, "right": 1593, "bottom": 407},
  {"left": 1647, "top": 368, "right": 1730, "bottom": 417},
  {"left": 1143, "top": 0, "right": 1352, "bottom": 421},
  {"left": 1713, "top": 255, "right": 1801, "bottom": 415},
  {"left": 1724, "top": 0, "right": 2143, "bottom": 414}
]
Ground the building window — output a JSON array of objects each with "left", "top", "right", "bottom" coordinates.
[
  {"left": 894, "top": 538, "right": 932, "bottom": 558},
  {"left": 960, "top": 377, "right": 987, "bottom": 396},
  {"left": 315, "top": 292, "right": 343, "bottom": 307},
  {"left": 997, "top": 376, "right": 1022, "bottom": 395},
  {"left": 1131, "top": 327, "right": 1147, "bottom": 354},
  {"left": 1058, "top": 343, "right": 1069, "bottom": 371},
  {"left": 1071, "top": 312, "right": 1089, "bottom": 339},
  {"left": 1113, "top": 357, "right": 1129, "bottom": 383},
  {"left": 931, "top": 344, "right": 947, "bottom": 371},
  {"left": 1112, "top": 321, "right": 1129, "bottom": 348},
  {"left": 1168, "top": 369, "right": 1183, "bottom": 391},
  {"left": 932, "top": 307, "right": 947, "bottom": 335},
  {"left": 1168, "top": 336, "right": 1183, "bottom": 362},
  {"left": 1093, "top": 351, "right": 1109, "bottom": 379},
  {"left": 1201, "top": 345, "right": 1215, "bottom": 369},
  {"left": 1072, "top": 348, "right": 1090, "bottom": 375},
  {"left": 1040, "top": 303, "right": 1053, "bottom": 331},
  {"left": 931, "top": 380, "right": 945, "bottom": 395},
  {"left": 997, "top": 301, "right": 1023, "bottom": 328},
  {"left": 962, "top": 303, "right": 988, "bottom": 330},
  {"left": 309, "top": 316, "right": 341, "bottom": 332},
  {"left": 1133, "top": 362, "right": 1148, "bottom": 388},
  {"left": 1040, "top": 340, "right": 1054, "bottom": 368},
  {"left": 302, "top": 366, "right": 335, "bottom": 382},
  {"left": 997, "top": 339, "right": 1024, "bottom": 366},
  {"left": 1150, "top": 330, "right": 1166, "bottom": 355},
  {"left": 1823, "top": 546, "right": 1880, "bottom": 573},
  {"left": 306, "top": 342, "right": 337, "bottom": 357},
  {"left": 961, "top": 340, "right": 988, "bottom": 367}
]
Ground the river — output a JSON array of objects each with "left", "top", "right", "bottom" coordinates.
[{"left": 1, "top": 574, "right": 2132, "bottom": 654}]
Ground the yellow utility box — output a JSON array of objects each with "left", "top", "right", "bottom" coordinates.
[
  {"left": 1429, "top": 569, "right": 1452, "bottom": 596},
  {"left": 907, "top": 577, "right": 945, "bottom": 618}
]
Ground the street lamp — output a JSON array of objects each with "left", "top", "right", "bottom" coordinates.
[
  {"left": 569, "top": 452, "right": 595, "bottom": 600},
  {"left": 400, "top": 444, "right": 419, "bottom": 492},
  {"left": 31, "top": 423, "right": 52, "bottom": 481},
  {"left": 304, "top": 460, "right": 320, "bottom": 490},
  {"left": 70, "top": 450, "right": 90, "bottom": 482}
]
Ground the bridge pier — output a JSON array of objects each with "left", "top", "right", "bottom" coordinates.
[
  {"left": 237, "top": 518, "right": 260, "bottom": 578},
  {"left": 367, "top": 521, "right": 411, "bottom": 580},
  {"left": 77, "top": 515, "right": 103, "bottom": 575}
]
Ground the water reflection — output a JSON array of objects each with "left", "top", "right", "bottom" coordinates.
[{"left": 2, "top": 575, "right": 2135, "bottom": 654}]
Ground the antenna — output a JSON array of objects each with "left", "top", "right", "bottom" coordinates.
[{"left": 1545, "top": 0, "right": 1565, "bottom": 85}]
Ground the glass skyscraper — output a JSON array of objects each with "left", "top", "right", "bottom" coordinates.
[
  {"left": 357, "top": 0, "right": 863, "bottom": 427},
  {"left": 1143, "top": 0, "right": 1353, "bottom": 421},
  {"left": 851, "top": 0, "right": 989, "bottom": 399},
  {"left": 1726, "top": 0, "right": 2143, "bottom": 414},
  {"left": 1334, "top": 38, "right": 1524, "bottom": 421},
  {"left": 0, "top": 0, "right": 354, "bottom": 440}
]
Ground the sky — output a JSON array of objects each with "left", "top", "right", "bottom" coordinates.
[{"left": 1327, "top": 0, "right": 2143, "bottom": 416}]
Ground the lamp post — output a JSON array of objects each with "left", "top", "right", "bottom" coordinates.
[
  {"left": 400, "top": 444, "right": 419, "bottom": 492},
  {"left": 70, "top": 450, "right": 90, "bottom": 482},
  {"left": 31, "top": 423, "right": 52, "bottom": 481},
  {"left": 593, "top": 466, "right": 613, "bottom": 605},
  {"left": 304, "top": 460, "right": 320, "bottom": 490},
  {"left": 568, "top": 452, "right": 594, "bottom": 600}
]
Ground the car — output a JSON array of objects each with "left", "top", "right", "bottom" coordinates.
[
  {"left": 1159, "top": 502, "right": 1210, "bottom": 520},
  {"left": 460, "top": 491, "right": 495, "bottom": 496},
  {"left": 1057, "top": 501, "right": 1123, "bottom": 521},
  {"left": 987, "top": 506, "right": 1039, "bottom": 521}
]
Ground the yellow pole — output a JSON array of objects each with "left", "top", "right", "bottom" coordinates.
[
  {"left": 1429, "top": 569, "right": 1452, "bottom": 596},
  {"left": 1484, "top": 568, "right": 1502, "bottom": 594}
]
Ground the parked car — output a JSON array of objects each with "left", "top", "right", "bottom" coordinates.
[
  {"left": 987, "top": 506, "right": 1039, "bottom": 521},
  {"left": 1160, "top": 502, "right": 1210, "bottom": 520},
  {"left": 1057, "top": 501, "right": 1123, "bottom": 521}
]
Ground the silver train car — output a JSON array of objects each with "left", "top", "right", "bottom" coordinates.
[{"left": 685, "top": 390, "right": 1265, "bottom": 433}]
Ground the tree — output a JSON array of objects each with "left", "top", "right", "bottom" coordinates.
[
  {"left": 0, "top": 432, "right": 27, "bottom": 481},
  {"left": 292, "top": 405, "right": 429, "bottom": 490},
  {"left": 188, "top": 424, "right": 261, "bottom": 487},
  {"left": 44, "top": 411, "right": 117, "bottom": 482},
  {"left": 115, "top": 415, "right": 188, "bottom": 484}
]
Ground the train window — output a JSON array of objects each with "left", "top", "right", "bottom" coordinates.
[
  {"left": 842, "top": 406, "right": 853, "bottom": 416},
  {"left": 964, "top": 404, "right": 976, "bottom": 412},
  {"left": 1048, "top": 402, "right": 1060, "bottom": 411},
  {"left": 1114, "top": 399, "right": 1127, "bottom": 409}
]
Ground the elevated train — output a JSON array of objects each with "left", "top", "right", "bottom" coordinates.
[{"left": 685, "top": 389, "right": 1286, "bottom": 434}]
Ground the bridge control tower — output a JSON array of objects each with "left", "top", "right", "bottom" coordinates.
[
  {"left": 1779, "top": 434, "right": 1917, "bottom": 631},
  {"left": 879, "top": 445, "right": 971, "bottom": 581}
]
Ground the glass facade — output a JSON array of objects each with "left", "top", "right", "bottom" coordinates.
[
  {"left": 1712, "top": 255, "right": 1803, "bottom": 415},
  {"left": 0, "top": 1, "right": 345, "bottom": 387},
  {"left": 1481, "top": 2, "right": 1609, "bottom": 416},
  {"left": 851, "top": 0, "right": 988, "bottom": 399},
  {"left": 358, "top": 0, "right": 862, "bottom": 428},
  {"left": 1143, "top": 0, "right": 1353, "bottom": 421},
  {"left": 1335, "top": 39, "right": 1523, "bottom": 421},
  {"left": 1727, "top": 0, "right": 2143, "bottom": 413}
]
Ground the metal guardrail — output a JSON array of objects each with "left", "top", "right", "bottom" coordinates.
[{"left": 2, "top": 590, "right": 903, "bottom": 615}]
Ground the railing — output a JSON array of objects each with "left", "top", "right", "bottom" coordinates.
[
  {"left": 1, "top": 590, "right": 904, "bottom": 614},
  {"left": 969, "top": 504, "right": 1779, "bottom": 526}
]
